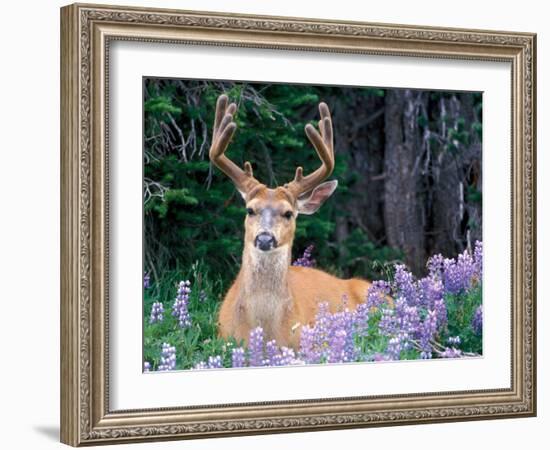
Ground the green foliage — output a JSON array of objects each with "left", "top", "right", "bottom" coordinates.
[
  {"left": 144, "top": 79, "right": 401, "bottom": 290},
  {"left": 353, "top": 309, "right": 389, "bottom": 359},
  {"left": 334, "top": 228, "right": 401, "bottom": 280},
  {"left": 143, "top": 261, "right": 244, "bottom": 370},
  {"left": 466, "top": 185, "right": 482, "bottom": 204},
  {"left": 144, "top": 95, "right": 182, "bottom": 117},
  {"left": 444, "top": 285, "right": 483, "bottom": 354}
]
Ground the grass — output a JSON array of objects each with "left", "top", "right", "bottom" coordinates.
[{"left": 143, "top": 261, "right": 244, "bottom": 370}]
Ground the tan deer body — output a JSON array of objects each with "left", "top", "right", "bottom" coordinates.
[
  {"left": 219, "top": 262, "right": 372, "bottom": 349},
  {"left": 209, "top": 95, "right": 372, "bottom": 349}
]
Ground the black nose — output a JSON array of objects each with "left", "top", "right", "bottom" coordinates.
[{"left": 254, "top": 232, "right": 277, "bottom": 251}]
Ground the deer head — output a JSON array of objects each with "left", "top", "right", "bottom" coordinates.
[{"left": 209, "top": 94, "right": 338, "bottom": 253}]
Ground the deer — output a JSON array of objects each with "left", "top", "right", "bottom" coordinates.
[{"left": 209, "top": 94, "right": 373, "bottom": 350}]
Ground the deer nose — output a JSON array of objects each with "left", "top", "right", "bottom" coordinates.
[{"left": 254, "top": 232, "right": 277, "bottom": 251}]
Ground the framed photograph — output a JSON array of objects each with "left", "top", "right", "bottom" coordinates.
[{"left": 60, "top": 3, "right": 536, "bottom": 446}]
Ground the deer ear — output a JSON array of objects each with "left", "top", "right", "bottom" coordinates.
[
  {"left": 296, "top": 180, "right": 338, "bottom": 215},
  {"left": 237, "top": 189, "right": 247, "bottom": 201}
]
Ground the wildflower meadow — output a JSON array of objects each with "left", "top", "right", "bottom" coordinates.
[
  {"left": 143, "top": 80, "right": 483, "bottom": 373},
  {"left": 143, "top": 241, "right": 483, "bottom": 372}
]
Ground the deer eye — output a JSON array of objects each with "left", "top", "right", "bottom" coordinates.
[
  {"left": 246, "top": 208, "right": 256, "bottom": 216},
  {"left": 283, "top": 211, "right": 293, "bottom": 220}
]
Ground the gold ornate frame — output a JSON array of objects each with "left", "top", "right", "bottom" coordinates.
[{"left": 60, "top": 2, "right": 536, "bottom": 446}]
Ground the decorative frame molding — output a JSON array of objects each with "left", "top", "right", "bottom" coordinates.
[{"left": 60, "top": 3, "right": 536, "bottom": 446}]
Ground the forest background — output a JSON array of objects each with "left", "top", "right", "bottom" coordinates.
[{"left": 143, "top": 79, "right": 482, "bottom": 287}]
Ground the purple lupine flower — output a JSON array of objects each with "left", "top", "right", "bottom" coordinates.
[
  {"left": 417, "top": 276, "right": 447, "bottom": 328},
  {"left": 418, "top": 309, "right": 438, "bottom": 358},
  {"left": 417, "top": 277, "right": 444, "bottom": 309},
  {"left": 172, "top": 280, "right": 191, "bottom": 329},
  {"left": 394, "top": 265, "right": 418, "bottom": 305},
  {"left": 379, "top": 295, "right": 420, "bottom": 359},
  {"left": 158, "top": 343, "right": 176, "bottom": 371},
  {"left": 193, "top": 355, "right": 223, "bottom": 370},
  {"left": 366, "top": 280, "right": 391, "bottom": 309},
  {"left": 440, "top": 347, "right": 462, "bottom": 358},
  {"left": 298, "top": 299, "right": 362, "bottom": 364},
  {"left": 299, "top": 325, "right": 319, "bottom": 364},
  {"left": 427, "top": 254, "right": 444, "bottom": 278},
  {"left": 268, "top": 346, "right": 299, "bottom": 366},
  {"left": 292, "top": 245, "right": 316, "bottom": 267},
  {"left": 401, "top": 304, "right": 421, "bottom": 336},
  {"left": 207, "top": 355, "right": 223, "bottom": 369},
  {"left": 248, "top": 327, "right": 265, "bottom": 367},
  {"left": 433, "top": 297, "right": 448, "bottom": 328},
  {"left": 143, "top": 361, "right": 151, "bottom": 372},
  {"left": 457, "top": 250, "right": 476, "bottom": 284},
  {"left": 394, "top": 297, "right": 420, "bottom": 335},
  {"left": 442, "top": 258, "right": 463, "bottom": 294},
  {"left": 373, "top": 352, "right": 391, "bottom": 362},
  {"left": 144, "top": 272, "right": 150, "bottom": 289},
  {"left": 149, "top": 301, "right": 164, "bottom": 324},
  {"left": 232, "top": 347, "right": 246, "bottom": 368},
  {"left": 328, "top": 301, "right": 354, "bottom": 362},
  {"left": 389, "top": 297, "right": 419, "bottom": 339},
  {"left": 447, "top": 336, "right": 461, "bottom": 346},
  {"left": 264, "top": 340, "right": 279, "bottom": 366},
  {"left": 442, "top": 250, "right": 476, "bottom": 294},
  {"left": 328, "top": 328, "right": 347, "bottom": 363},
  {"left": 472, "top": 306, "right": 483, "bottom": 335},
  {"left": 354, "top": 301, "right": 370, "bottom": 337},
  {"left": 386, "top": 333, "right": 407, "bottom": 360},
  {"left": 312, "top": 302, "right": 331, "bottom": 357},
  {"left": 334, "top": 302, "right": 358, "bottom": 361},
  {"left": 474, "top": 240, "right": 483, "bottom": 281},
  {"left": 199, "top": 290, "right": 208, "bottom": 303},
  {"left": 378, "top": 306, "right": 396, "bottom": 336},
  {"left": 278, "top": 347, "right": 298, "bottom": 366}
]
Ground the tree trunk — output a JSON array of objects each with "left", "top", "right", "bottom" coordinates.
[
  {"left": 430, "top": 93, "right": 482, "bottom": 257},
  {"left": 383, "top": 89, "right": 426, "bottom": 275},
  {"left": 331, "top": 90, "right": 386, "bottom": 275}
]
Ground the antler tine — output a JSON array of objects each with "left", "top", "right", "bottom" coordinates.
[
  {"left": 209, "top": 94, "right": 260, "bottom": 195},
  {"left": 286, "top": 102, "right": 335, "bottom": 197}
]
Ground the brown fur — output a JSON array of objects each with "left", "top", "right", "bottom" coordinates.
[
  {"left": 211, "top": 97, "right": 373, "bottom": 350},
  {"left": 217, "top": 186, "right": 373, "bottom": 350},
  {"left": 218, "top": 254, "right": 372, "bottom": 349}
]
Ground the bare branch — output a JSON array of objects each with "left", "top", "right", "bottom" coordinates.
[{"left": 143, "top": 178, "right": 168, "bottom": 205}]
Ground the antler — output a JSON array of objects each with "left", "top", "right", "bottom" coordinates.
[
  {"left": 209, "top": 94, "right": 260, "bottom": 195},
  {"left": 285, "top": 102, "right": 335, "bottom": 198}
]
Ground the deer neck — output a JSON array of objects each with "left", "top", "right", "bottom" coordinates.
[{"left": 239, "top": 243, "right": 292, "bottom": 338}]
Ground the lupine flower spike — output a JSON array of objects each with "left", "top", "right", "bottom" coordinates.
[
  {"left": 158, "top": 343, "right": 176, "bottom": 371},
  {"left": 172, "top": 280, "right": 192, "bottom": 329},
  {"left": 149, "top": 301, "right": 164, "bottom": 324},
  {"left": 292, "top": 245, "right": 316, "bottom": 267}
]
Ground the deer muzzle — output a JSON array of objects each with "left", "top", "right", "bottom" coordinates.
[{"left": 254, "top": 232, "right": 277, "bottom": 251}]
